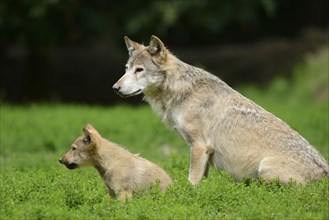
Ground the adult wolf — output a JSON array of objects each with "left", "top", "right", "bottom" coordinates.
[{"left": 113, "top": 35, "right": 329, "bottom": 185}]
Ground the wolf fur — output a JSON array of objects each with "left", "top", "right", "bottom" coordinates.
[
  {"left": 59, "top": 124, "right": 172, "bottom": 200},
  {"left": 113, "top": 35, "right": 329, "bottom": 185}
]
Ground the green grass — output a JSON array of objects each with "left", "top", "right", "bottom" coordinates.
[{"left": 1, "top": 48, "right": 328, "bottom": 219}]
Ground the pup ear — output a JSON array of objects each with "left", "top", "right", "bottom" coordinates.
[
  {"left": 82, "top": 124, "right": 101, "bottom": 145},
  {"left": 149, "top": 35, "right": 167, "bottom": 59},
  {"left": 124, "top": 36, "right": 141, "bottom": 55}
]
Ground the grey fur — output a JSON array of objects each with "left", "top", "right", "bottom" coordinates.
[{"left": 113, "top": 35, "right": 329, "bottom": 185}]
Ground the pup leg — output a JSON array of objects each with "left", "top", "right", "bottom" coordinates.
[
  {"left": 118, "top": 191, "right": 133, "bottom": 201},
  {"left": 258, "top": 156, "right": 305, "bottom": 184},
  {"left": 107, "top": 187, "right": 116, "bottom": 199},
  {"left": 188, "top": 145, "right": 214, "bottom": 185}
]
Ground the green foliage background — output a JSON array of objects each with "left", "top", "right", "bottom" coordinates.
[
  {"left": 0, "top": 48, "right": 328, "bottom": 219},
  {"left": 0, "top": 0, "right": 277, "bottom": 44}
]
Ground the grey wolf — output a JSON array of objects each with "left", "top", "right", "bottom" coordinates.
[
  {"left": 59, "top": 124, "right": 172, "bottom": 200},
  {"left": 112, "top": 35, "right": 329, "bottom": 185}
]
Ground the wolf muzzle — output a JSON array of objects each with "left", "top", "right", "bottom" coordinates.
[
  {"left": 59, "top": 158, "right": 78, "bottom": 169},
  {"left": 112, "top": 84, "right": 121, "bottom": 93},
  {"left": 112, "top": 84, "right": 142, "bottom": 98},
  {"left": 112, "top": 84, "right": 127, "bottom": 98}
]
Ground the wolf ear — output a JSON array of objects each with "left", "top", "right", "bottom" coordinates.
[
  {"left": 149, "top": 35, "right": 167, "bottom": 59},
  {"left": 124, "top": 36, "right": 141, "bottom": 55},
  {"left": 82, "top": 124, "right": 101, "bottom": 145}
]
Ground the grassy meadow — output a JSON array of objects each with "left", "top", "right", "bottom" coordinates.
[{"left": 1, "top": 48, "right": 328, "bottom": 219}]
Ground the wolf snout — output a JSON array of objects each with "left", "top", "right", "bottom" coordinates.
[
  {"left": 59, "top": 158, "right": 64, "bottom": 164},
  {"left": 112, "top": 84, "right": 120, "bottom": 93},
  {"left": 112, "top": 84, "right": 127, "bottom": 98},
  {"left": 59, "top": 158, "right": 78, "bottom": 169}
]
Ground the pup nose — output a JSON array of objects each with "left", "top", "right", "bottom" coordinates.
[
  {"left": 59, "top": 158, "right": 63, "bottom": 164},
  {"left": 112, "top": 84, "right": 120, "bottom": 92}
]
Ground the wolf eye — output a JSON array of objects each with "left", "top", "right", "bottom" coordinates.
[
  {"left": 72, "top": 146, "right": 77, "bottom": 151},
  {"left": 135, "top": 67, "right": 144, "bottom": 73}
]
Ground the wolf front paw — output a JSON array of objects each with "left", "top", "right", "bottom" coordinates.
[{"left": 188, "top": 177, "right": 201, "bottom": 185}]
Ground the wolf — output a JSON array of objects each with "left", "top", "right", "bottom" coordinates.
[
  {"left": 59, "top": 124, "right": 172, "bottom": 200},
  {"left": 112, "top": 35, "right": 329, "bottom": 185}
]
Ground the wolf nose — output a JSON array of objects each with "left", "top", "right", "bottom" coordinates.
[
  {"left": 59, "top": 158, "right": 63, "bottom": 164},
  {"left": 112, "top": 84, "right": 120, "bottom": 92}
]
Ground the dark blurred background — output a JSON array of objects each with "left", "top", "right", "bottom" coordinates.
[{"left": 0, "top": 0, "right": 328, "bottom": 105}]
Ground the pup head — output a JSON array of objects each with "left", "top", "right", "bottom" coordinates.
[
  {"left": 59, "top": 124, "right": 101, "bottom": 169},
  {"left": 112, "top": 35, "right": 168, "bottom": 98}
]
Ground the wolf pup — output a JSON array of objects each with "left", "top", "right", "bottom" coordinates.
[
  {"left": 113, "top": 35, "right": 329, "bottom": 185},
  {"left": 59, "top": 124, "right": 172, "bottom": 200}
]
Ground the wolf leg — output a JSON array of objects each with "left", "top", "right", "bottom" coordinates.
[
  {"left": 188, "top": 145, "right": 214, "bottom": 185},
  {"left": 258, "top": 156, "right": 305, "bottom": 184},
  {"left": 204, "top": 160, "right": 214, "bottom": 178}
]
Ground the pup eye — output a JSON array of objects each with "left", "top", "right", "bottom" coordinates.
[
  {"left": 72, "top": 146, "right": 77, "bottom": 151},
  {"left": 135, "top": 67, "right": 144, "bottom": 73}
]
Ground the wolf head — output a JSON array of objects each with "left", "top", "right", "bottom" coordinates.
[
  {"left": 113, "top": 35, "right": 170, "bottom": 98},
  {"left": 59, "top": 124, "right": 102, "bottom": 169}
]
